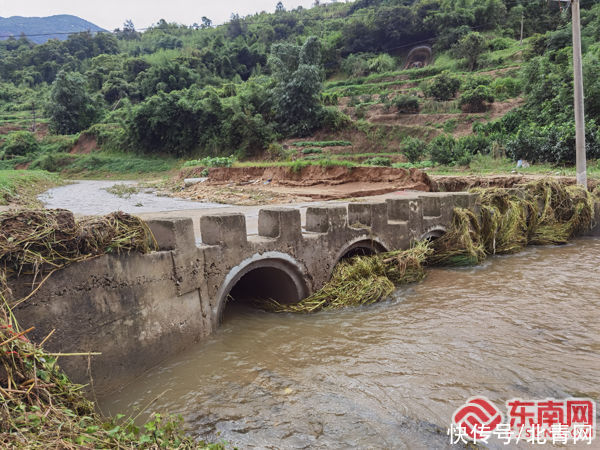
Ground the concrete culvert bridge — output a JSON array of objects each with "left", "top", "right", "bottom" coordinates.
[{"left": 10, "top": 192, "right": 490, "bottom": 391}]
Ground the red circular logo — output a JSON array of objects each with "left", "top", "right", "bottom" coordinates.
[{"left": 452, "top": 396, "right": 503, "bottom": 440}]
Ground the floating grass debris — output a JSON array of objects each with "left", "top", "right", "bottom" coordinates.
[
  {"left": 427, "top": 208, "right": 486, "bottom": 267},
  {"left": 256, "top": 179, "right": 597, "bottom": 314},
  {"left": 103, "top": 183, "right": 140, "bottom": 199},
  {"left": 258, "top": 241, "right": 431, "bottom": 313}
]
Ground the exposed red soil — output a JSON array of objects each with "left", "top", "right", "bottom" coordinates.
[
  {"left": 70, "top": 133, "right": 99, "bottom": 154},
  {"left": 188, "top": 166, "right": 431, "bottom": 188},
  {"left": 177, "top": 166, "right": 434, "bottom": 203}
]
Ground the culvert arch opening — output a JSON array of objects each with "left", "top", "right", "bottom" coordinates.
[
  {"left": 218, "top": 257, "right": 309, "bottom": 322},
  {"left": 337, "top": 239, "right": 388, "bottom": 263},
  {"left": 421, "top": 228, "right": 446, "bottom": 242}
]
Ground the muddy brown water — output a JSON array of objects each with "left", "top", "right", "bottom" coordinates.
[{"left": 99, "top": 239, "right": 600, "bottom": 449}]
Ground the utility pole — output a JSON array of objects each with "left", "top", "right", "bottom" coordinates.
[
  {"left": 571, "top": 0, "right": 587, "bottom": 188},
  {"left": 553, "top": 0, "right": 586, "bottom": 188},
  {"left": 31, "top": 102, "right": 36, "bottom": 132},
  {"left": 520, "top": 11, "right": 524, "bottom": 45}
]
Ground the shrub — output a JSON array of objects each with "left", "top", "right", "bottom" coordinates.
[
  {"left": 453, "top": 32, "right": 487, "bottom": 71},
  {"left": 491, "top": 77, "right": 522, "bottom": 100},
  {"left": 2, "top": 131, "right": 39, "bottom": 157},
  {"left": 342, "top": 53, "right": 370, "bottom": 78},
  {"left": 30, "top": 152, "right": 78, "bottom": 172},
  {"left": 423, "top": 72, "right": 461, "bottom": 102},
  {"left": 393, "top": 95, "right": 420, "bottom": 114},
  {"left": 364, "top": 156, "right": 392, "bottom": 167},
  {"left": 462, "top": 75, "right": 492, "bottom": 92},
  {"left": 401, "top": 137, "right": 426, "bottom": 164},
  {"left": 455, "top": 134, "right": 491, "bottom": 156},
  {"left": 322, "top": 92, "right": 340, "bottom": 106},
  {"left": 503, "top": 121, "right": 600, "bottom": 164},
  {"left": 39, "top": 135, "right": 77, "bottom": 154},
  {"left": 321, "top": 107, "right": 352, "bottom": 131},
  {"left": 459, "top": 85, "right": 495, "bottom": 113},
  {"left": 427, "top": 134, "right": 457, "bottom": 165},
  {"left": 488, "top": 37, "right": 513, "bottom": 51},
  {"left": 367, "top": 54, "right": 396, "bottom": 73},
  {"left": 183, "top": 156, "right": 236, "bottom": 168}
]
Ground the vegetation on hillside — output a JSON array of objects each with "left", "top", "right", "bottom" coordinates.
[{"left": 1, "top": 0, "right": 600, "bottom": 173}]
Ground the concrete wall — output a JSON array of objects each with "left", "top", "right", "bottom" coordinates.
[{"left": 7, "top": 192, "right": 491, "bottom": 393}]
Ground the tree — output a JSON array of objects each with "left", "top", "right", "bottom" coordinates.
[
  {"left": 201, "top": 17, "right": 213, "bottom": 29},
  {"left": 119, "top": 20, "right": 139, "bottom": 40},
  {"left": 453, "top": 32, "right": 487, "bottom": 71},
  {"left": 459, "top": 85, "right": 494, "bottom": 112},
  {"left": 46, "top": 71, "right": 100, "bottom": 134},
  {"left": 269, "top": 36, "right": 324, "bottom": 136},
  {"left": 423, "top": 72, "right": 461, "bottom": 101},
  {"left": 1, "top": 131, "right": 39, "bottom": 157},
  {"left": 276, "top": 2, "right": 285, "bottom": 13}
]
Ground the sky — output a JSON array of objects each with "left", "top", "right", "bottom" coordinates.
[{"left": 0, "top": 0, "right": 322, "bottom": 31}]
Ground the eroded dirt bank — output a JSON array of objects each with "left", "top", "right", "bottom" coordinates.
[
  {"left": 170, "top": 166, "right": 600, "bottom": 206},
  {"left": 175, "top": 166, "right": 433, "bottom": 204}
]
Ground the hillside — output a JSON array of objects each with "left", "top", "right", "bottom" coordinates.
[
  {"left": 1, "top": 0, "right": 600, "bottom": 177},
  {"left": 0, "top": 15, "right": 104, "bottom": 44}
]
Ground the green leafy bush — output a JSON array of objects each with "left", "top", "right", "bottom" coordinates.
[
  {"left": 488, "top": 37, "right": 512, "bottom": 51},
  {"left": 321, "top": 92, "right": 340, "bottom": 106},
  {"left": 504, "top": 121, "right": 600, "bottom": 164},
  {"left": 393, "top": 95, "right": 420, "bottom": 114},
  {"left": 455, "top": 134, "right": 491, "bottom": 156},
  {"left": 423, "top": 72, "right": 461, "bottom": 102},
  {"left": 401, "top": 137, "right": 426, "bottom": 164},
  {"left": 2, "top": 131, "right": 39, "bottom": 157},
  {"left": 30, "top": 152, "right": 78, "bottom": 172},
  {"left": 491, "top": 77, "right": 522, "bottom": 100},
  {"left": 183, "top": 156, "right": 236, "bottom": 168},
  {"left": 39, "top": 135, "right": 78, "bottom": 154},
  {"left": 459, "top": 85, "right": 495, "bottom": 113},
  {"left": 461, "top": 75, "right": 492, "bottom": 92},
  {"left": 427, "top": 134, "right": 457, "bottom": 165},
  {"left": 321, "top": 107, "right": 352, "bottom": 131},
  {"left": 364, "top": 156, "right": 392, "bottom": 167}
]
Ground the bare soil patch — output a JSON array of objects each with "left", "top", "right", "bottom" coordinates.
[
  {"left": 173, "top": 166, "right": 434, "bottom": 205},
  {"left": 70, "top": 133, "right": 99, "bottom": 154}
]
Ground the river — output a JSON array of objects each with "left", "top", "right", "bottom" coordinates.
[
  {"left": 38, "top": 180, "right": 226, "bottom": 215},
  {"left": 98, "top": 239, "right": 600, "bottom": 449}
]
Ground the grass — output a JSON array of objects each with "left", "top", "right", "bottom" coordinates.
[
  {"left": 0, "top": 170, "right": 60, "bottom": 207},
  {"left": 0, "top": 152, "right": 180, "bottom": 179},
  {"left": 429, "top": 154, "right": 600, "bottom": 178},
  {"left": 104, "top": 183, "right": 140, "bottom": 199}
]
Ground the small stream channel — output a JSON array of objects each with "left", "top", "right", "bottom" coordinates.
[
  {"left": 98, "top": 239, "right": 600, "bottom": 449},
  {"left": 38, "top": 180, "right": 226, "bottom": 215}
]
